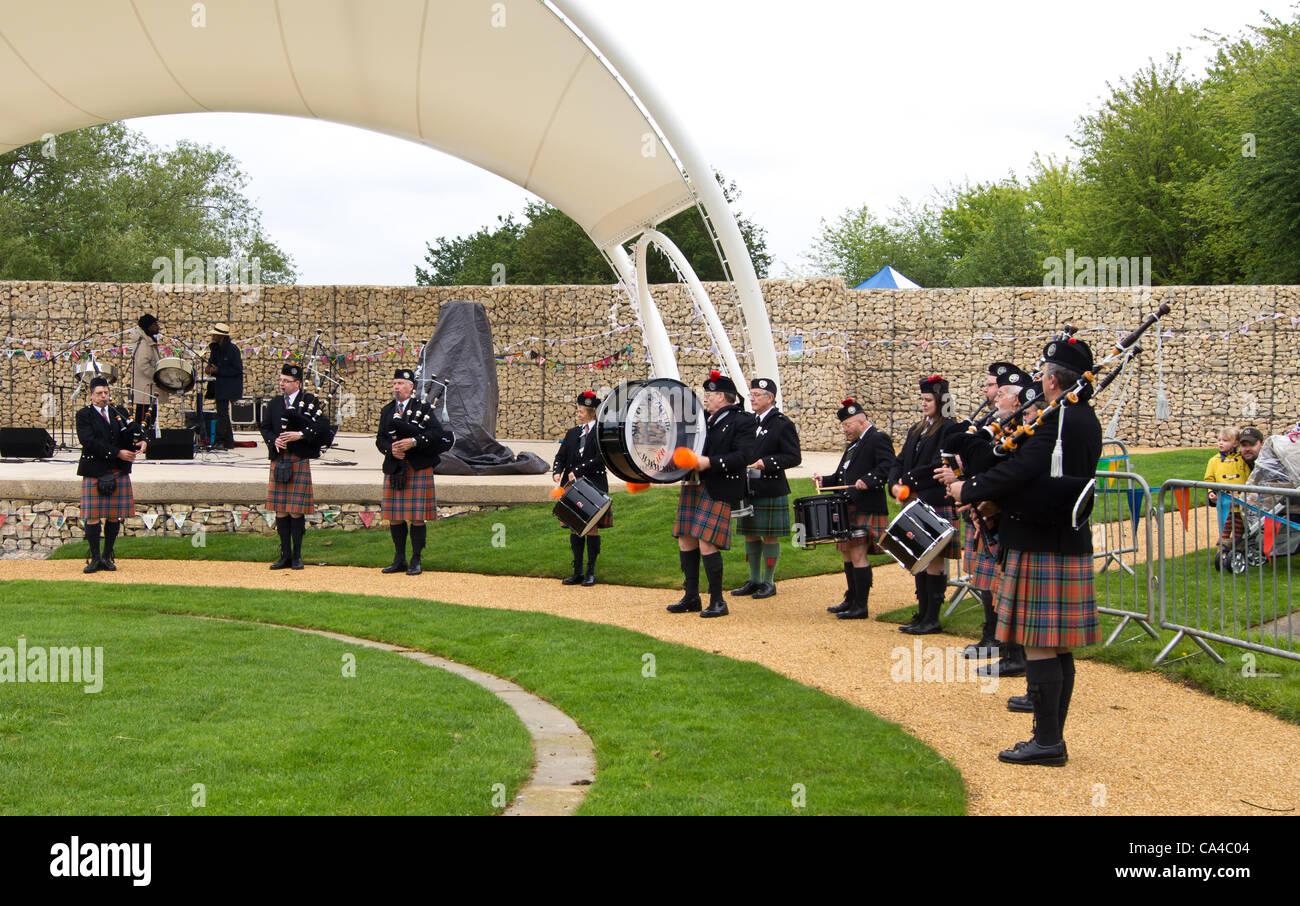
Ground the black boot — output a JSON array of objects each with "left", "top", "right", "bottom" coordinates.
[
  {"left": 83, "top": 522, "right": 102, "bottom": 574},
  {"left": 407, "top": 523, "right": 426, "bottom": 576},
  {"left": 963, "top": 592, "right": 999, "bottom": 658},
  {"left": 999, "top": 658, "right": 1067, "bottom": 765},
  {"left": 838, "top": 565, "right": 873, "bottom": 619},
  {"left": 700, "top": 551, "right": 728, "bottom": 617},
  {"left": 562, "top": 533, "right": 585, "bottom": 585},
  {"left": 828, "top": 562, "right": 855, "bottom": 613},
  {"left": 901, "top": 573, "right": 943, "bottom": 634},
  {"left": 979, "top": 640, "right": 1027, "bottom": 678},
  {"left": 100, "top": 520, "right": 120, "bottom": 571},
  {"left": 582, "top": 535, "right": 600, "bottom": 586},
  {"left": 902, "top": 573, "right": 926, "bottom": 627},
  {"left": 290, "top": 516, "right": 305, "bottom": 569},
  {"left": 383, "top": 523, "right": 409, "bottom": 573},
  {"left": 270, "top": 516, "right": 292, "bottom": 569},
  {"left": 668, "top": 549, "right": 702, "bottom": 612}
]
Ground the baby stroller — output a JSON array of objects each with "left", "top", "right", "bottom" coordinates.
[{"left": 1216, "top": 433, "right": 1300, "bottom": 574}]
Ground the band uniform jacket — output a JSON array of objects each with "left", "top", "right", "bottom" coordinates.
[
  {"left": 826, "top": 425, "right": 897, "bottom": 514},
  {"left": 259, "top": 392, "right": 330, "bottom": 460},
  {"left": 962, "top": 401, "right": 1103, "bottom": 556},
  {"left": 697, "top": 402, "right": 758, "bottom": 505},
  {"left": 746, "top": 408, "right": 802, "bottom": 498},
  {"left": 208, "top": 338, "right": 244, "bottom": 401},
  {"left": 130, "top": 327, "right": 162, "bottom": 406},
  {"left": 888, "top": 417, "right": 959, "bottom": 508},
  {"left": 553, "top": 422, "right": 608, "bottom": 495},
  {"left": 76, "top": 404, "right": 136, "bottom": 477},
  {"left": 376, "top": 398, "right": 454, "bottom": 473}
]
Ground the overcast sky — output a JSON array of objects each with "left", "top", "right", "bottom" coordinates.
[{"left": 127, "top": 0, "right": 1292, "bottom": 286}]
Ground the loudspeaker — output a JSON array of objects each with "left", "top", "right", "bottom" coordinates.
[
  {"left": 0, "top": 427, "right": 55, "bottom": 458},
  {"left": 146, "top": 429, "right": 195, "bottom": 460},
  {"left": 230, "top": 398, "right": 256, "bottom": 427}
]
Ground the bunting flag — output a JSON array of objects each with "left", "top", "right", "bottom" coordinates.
[
  {"left": 1171, "top": 487, "right": 1190, "bottom": 531},
  {"left": 19, "top": 512, "right": 35, "bottom": 528},
  {"left": 359, "top": 511, "right": 375, "bottom": 528},
  {"left": 54, "top": 515, "right": 66, "bottom": 529},
  {"left": 141, "top": 513, "right": 158, "bottom": 530},
  {"left": 171, "top": 512, "right": 187, "bottom": 530},
  {"left": 232, "top": 510, "right": 243, "bottom": 528},
  {"left": 0, "top": 513, "right": 7, "bottom": 528},
  {"left": 263, "top": 510, "right": 276, "bottom": 528},
  {"left": 322, "top": 510, "right": 338, "bottom": 523},
  {"left": 1261, "top": 517, "right": 1276, "bottom": 559},
  {"left": 1124, "top": 487, "right": 1146, "bottom": 533}
]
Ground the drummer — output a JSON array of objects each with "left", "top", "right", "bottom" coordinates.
[
  {"left": 667, "top": 371, "right": 757, "bottom": 618},
  {"left": 889, "top": 374, "right": 960, "bottom": 634},
  {"left": 814, "top": 398, "right": 896, "bottom": 620},
  {"left": 552, "top": 390, "right": 612, "bottom": 586},
  {"left": 205, "top": 323, "right": 243, "bottom": 451},
  {"left": 732, "top": 377, "right": 801, "bottom": 600}
]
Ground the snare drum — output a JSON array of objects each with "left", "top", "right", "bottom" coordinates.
[
  {"left": 553, "top": 477, "right": 613, "bottom": 536},
  {"left": 793, "top": 494, "right": 849, "bottom": 547},
  {"left": 878, "top": 499, "right": 957, "bottom": 574},
  {"left": 153, "top": 356, "right": 195, "bottom": 392},
  {"left": 596, "top": 379, "right": 705, "bottom": 484}
]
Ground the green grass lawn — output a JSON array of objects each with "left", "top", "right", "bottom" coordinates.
[{"left": 1, "top": 580, "right": 966, "bottom": 816}]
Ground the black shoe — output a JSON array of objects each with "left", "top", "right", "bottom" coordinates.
[
  {"left": 827, "top": 600, "right": 852, "bottom": 614},
  {"left": 98, "top": 557, "right": 117, "bottom": 572},
  {"left": 752, "top": 582, "right": 776, "bottom": 599},
  {"left": 902, "top": 609, "right": 923, "bottom": 627},
  {"left": 977, "top": 656, "right": 1027, "bottom": 678},
  {"left": 581, "top": 572, "right": 596, "bottom": 587},
  {"left": 381, "top": 559, "right": 408, "bottom": 574},
  {"left": 837, "top": 604, "right": 869, "bottom": 620},
  {"left": 667, "top": 595, "right": 702, "bottom": 613},
  {"left": 731, "top": 580, "right": 761, "bottom": 596},
  {"left": 900, "top": 619, "right": 942, "bottom": 634},
  {"left": 406, "top": 556, "right": 422, "bottom": 576},
  {"left": 998, "top": 738, "right": 1067, "bottom": 766},
  {"left": 1006, "top": 694, "right": 1033, "bottom": 713},
  {"left": 561, "top": 572, "right": 584, "bottom": 586},
  {"left": 963, "top": 636, "right": 999, "bottom": 659},
  {"left": 291, "top": 556, "right": 304, "bottom": 570},
  {"left": 700, "top": 598, "right": 729, "bottom": 618},
  {"left": 270, "top": 553, "right": 292, "bottom": 570},
  {"left": 83, "top": 558, "right": 101, "bottom": 574}
]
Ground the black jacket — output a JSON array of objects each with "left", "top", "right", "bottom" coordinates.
[
  {"left": 376, "top": 398, "right": 454, "bottom": 473},
  {"left": 746, "top": 408, "right": 801, "bottom": 498},
  {"left": 208, "top": 338, "right": 243, "bottom": 401},
  {"left": 76, "top": 404, "right": 136, "bottom": 477},
  {"left": 697, "top": 403, "right": 758, "bottom": 505},
  {"left": 826, "top": 425, "right": 896, "bottom": 514},
  {"left": 962, "top": 401, "right": 1103, "bottom": 555},
  {"left": 553, "top": 422, "right": 608, "bottom": 494},
  {"left": 259, "top": 391, "right": 330, "bottom": 460},
  {"left": 889, "top": 417, "right": 958, "bottom": 508}
]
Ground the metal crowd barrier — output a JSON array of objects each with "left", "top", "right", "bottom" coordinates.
[
  {"left": 1155, "top": 480, "right": 1299, "bottom": 665},
  {"left": 1093, "top": 470, "right": 1160, "bottom": 644}
]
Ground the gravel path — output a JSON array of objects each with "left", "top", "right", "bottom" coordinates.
[{"left": 5, "top": 558, "right": 1297, "bottom": 816}]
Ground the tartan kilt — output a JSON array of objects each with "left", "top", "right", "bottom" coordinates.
[
  {"left": 962, "top": 511, "right": 1000, "bottom": 592},
  {"left": 673, "top": 482, "right": 732, "bottom": 550},
  {"left": 994, "top": 549, "right": 1100, "bottom": 648},
  {"left": 930, "top": 501, "right": 961, "bottom": 560},
  {"left": 837, "top": 505, "right": 888, "bottom": 554},
  {"left": 736, "top": 494, "right": 791, "bottom": 537},
  {"left": 383, "top": 465, "right": 438, "bottom": 523},
  {"left": 80, "top": 474, "right": 134, "bottom": 521},
  {"left": 266, "top": 455, "right": 314, "bottom": 516}
]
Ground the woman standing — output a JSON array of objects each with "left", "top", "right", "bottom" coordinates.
[{"left": 552, "top": 390, "right": 611, "bottom": 586}]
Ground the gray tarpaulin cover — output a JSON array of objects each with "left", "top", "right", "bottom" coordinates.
[{"left": 422, "top": 300, "right": 548, "bottom": 475}]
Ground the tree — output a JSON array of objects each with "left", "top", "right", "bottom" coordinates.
[
  {"left": 0, "top": 123, "right": 295, "bottom": 283},
  {"left": 940, "top": 178, "right": 1043, "bottom": 287},
  {"left": 805, "top": 199, "right": 950, "bottom": 287}
]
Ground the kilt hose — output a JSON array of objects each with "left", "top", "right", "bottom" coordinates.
[
  {"left": 994, "top": 549, "right": 1100, "bottom": 648},
  {"left": 837, "top": 505, "right": 888, "bottom": 554},
  {"left": 266, "top": 455, "right": 314, "bottom": 516},
  {"left": 930, "top": 500, "right": 961, "bottom": 561},
  {"left": 962, "top": 510, "right": 1000, "bottom": 593},
  {"left": 674, "top": 482, "right": 732, "bottom": 550},
  {"left": 736, "top": 494, "right": 791, "bottom": 537},
  {"left": 382, "top": 464, "right": 439, "bottom": 523},
  {"left": 80, "top": 474, "right": 134, "bottom": 521}
]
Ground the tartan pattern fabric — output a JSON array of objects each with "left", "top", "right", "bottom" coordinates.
[
  {"left": 266, "top": 455, "right": 314, "bottom": 515},
  {"left": 930, "top": 501, "right": 960, "bottom": 560},
  {"left": 962, "top": 511, "right": 1000, "bottom": 592},
  {"left": 383, "top": 465, "right": 438, "bottom": 523},
  {"left": 994, "top": 549, "right": 1100, "bottom": 648},
  {"left": 737, "top": 494, "right": 792, "bottom": 537},
  {"left": 80, "top": 475, "right": 134, "bottom": 521},
  {"left": 673, "top": 481, "right": 732, "bottom": 550},
  {"left": 837, "top": 506, "right": 888, "bottom": 554}
]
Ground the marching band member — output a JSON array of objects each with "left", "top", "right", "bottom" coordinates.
[
  {"left": 76, "top": 376, "right": 146, "bottom": 573},
  {"left": 259, "top": 363, "right": 330, "bottom": 570},
  {"left": 732, "top": 377, "right": 801, "bottom": 599},
  {"left": 552, "top": 390, "right": 612, "bottom": 586}
]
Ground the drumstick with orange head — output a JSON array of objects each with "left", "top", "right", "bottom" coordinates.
[
  {"left": 672, "top": 446, "right": 699, "bottom": 469},
  {"left": 550, "top": 485, "right": 565, "bottom": 499}
]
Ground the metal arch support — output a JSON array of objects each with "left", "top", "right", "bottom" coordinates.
[{"left": 604, "top": 244, "right": 677, "bottom": 380}]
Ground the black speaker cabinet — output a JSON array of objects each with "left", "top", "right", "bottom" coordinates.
[
  {"left": 147, "top": 428, "right": 195, "bottom": 460},
  {"left": 230, "top": 398, "right": 256, "bottom": 427},
  {"left": 0, "top": 427, "right": 55, "bottom": 458}
]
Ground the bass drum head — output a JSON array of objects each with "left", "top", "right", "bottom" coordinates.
[{"left": 596, "top": 379, "right": 705, "bottom": 484}]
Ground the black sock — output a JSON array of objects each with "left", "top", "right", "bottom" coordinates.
[
  {"left": 679, "top": 548, "right": 701, "bottom": 596},
  {"left": 585, "top": 535, "right": 601, "bottom": 574},
  {"left": 852, "top": 565, "right": 873, "bottom": 608},
  {"left": 1027, "top": 657, "right": 1065, "bottom": 746},
  {"left": 701, "top": 551, "right": 724, "bottom": 599},
  {"left": 913, "top": 572, "right": 926, "bottom": 608},
  {"left": 843, "top": 562, "right": 855, "bottom": 600},
  {"left": 85, "top": 522, "right": 102, "bottom": 561},
  {"left": 390, "top": 523, "right": 408, "bottom": 561},
  {"left": 103, "top": 520, "right": 120, "bottom": 556},
  {"left": 570, "top": 533, "right": 585, "bottom": 574},
  {"left": 410, "top": 523, "right": 427, "bottom": 557},
  {"left": 1058, "top": 652, "right": 1076, "bottom": 730},
  {"left": 291, "top": 516, "right": 305, "bottom": 558},
  {"left": 276, "top": 516, "right": 291, "bottom": 555}
]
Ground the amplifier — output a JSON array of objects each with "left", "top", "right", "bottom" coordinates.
[
  {"left": 0, "top": 427, "right": 55, "bottom": 458},
  {"left": 147, "top": 428, "right": 196, "bottom": 460},
  {"left": 230, "top": 398, "right": 257, "bottom": 427}
]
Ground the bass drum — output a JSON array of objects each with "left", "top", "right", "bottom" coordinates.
[
  {"left": 596, "top": 379, "right": 705, "bottom": 484},
  {"left": 154, "top": 356, "right": 195, "bottom": 392}
]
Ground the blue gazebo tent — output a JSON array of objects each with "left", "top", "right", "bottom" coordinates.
[{"left": 853, "top": 266, "right": 921, "bottom": 289}]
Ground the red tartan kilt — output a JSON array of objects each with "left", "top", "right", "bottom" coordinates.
[
  {"left": 80, "top": 475, "right": 134, "bottom": 521},
  {"left": 994, "top": 549, "right": 1100, "bottom": 648},
  {"left": 929, "top": 501, "right": 961, "bottom": 560},
  {"left": 382, "top": 465, "right": 438, "bottom": 522},
  {"left": 962, "top": 511, "right": 1000, "bottom": 592},
  {"left": 837, "top": 506, "right": 888, "bottom": 554},
  {"left": 674, "top": 482, "right": 731, "bottom": 550},
  {"left": 266, "top": 455, "right": 314, "bottom": 515}
]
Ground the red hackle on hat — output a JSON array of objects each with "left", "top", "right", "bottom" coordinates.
[
  {"left": 708, "top": 370, "right": 721, "bottom": 381},
  {"left": 841, "top": 398, "right": 855, "bottom": 407},
  {"left": 929, "top": 374, "right": 943, "bottom": 382}
]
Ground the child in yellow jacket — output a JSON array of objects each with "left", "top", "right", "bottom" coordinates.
[{"left": 1205, "top": 427, "right": 1249, "bottom": 549}]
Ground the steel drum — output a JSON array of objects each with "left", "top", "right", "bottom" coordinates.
[
  {"left": 153, "top": 356, "right": 195, "bottom": 392},
  {"left": 75, "top": 360, "right": 118, "bottom": 384}
]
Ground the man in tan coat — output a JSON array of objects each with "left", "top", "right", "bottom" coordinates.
[{"left": 130, "top": 313, "right": 163, "bottom": 424}]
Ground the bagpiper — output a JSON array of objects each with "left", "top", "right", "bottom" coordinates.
[
  {"left": 259, "top": 363, "right": 330, "bottom": 570},
  {"left": 76, "top": 376, "right": 148, "bottom": 573}
]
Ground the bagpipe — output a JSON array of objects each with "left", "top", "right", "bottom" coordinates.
[
  {"left": 279, "top": 391, "right": 328, "bottom": 435},
  {"left": 116, "top": 404, "right": 156, "bottom": 449},
  {"left": 383, "top": 397, "right": 455, "bottom": 481}
]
